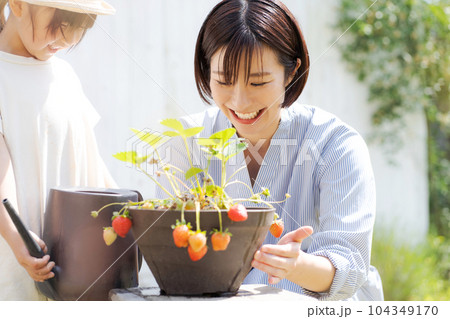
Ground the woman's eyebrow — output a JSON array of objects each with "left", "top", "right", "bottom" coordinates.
[
  {"left": 249, "top": 72, "right": 272, "bottom": 78},
  {"left": 212, "top": 71, "right": 272, "bottom": 77}
]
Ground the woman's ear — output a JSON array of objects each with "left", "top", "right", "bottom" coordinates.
[
  {"left": 8, "top": 0, "right": 25, "bottom": 18},
  {"left": 286, "top": 58, "right": 301, "bottom": 86}
]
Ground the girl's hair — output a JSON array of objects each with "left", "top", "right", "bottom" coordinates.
[
  {"left": 0, "top": 0, "right": 96, "bottom": 40},
  {"left": 0, "top": 0, "right": 7, "bottom": 32},
  {"left": 194, "top": 0, "right": 310, "bottom": 108}
]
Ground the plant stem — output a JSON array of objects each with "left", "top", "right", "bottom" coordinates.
[
  {"left": 195, "top": 201, "right": 201, "bottom": 232},
  {"left": 212, "top": 202, "right": 223, "bottom": 233},
  {"left": 225, "top": 165, "right": 247, "bottom": 185},
  {"left": 162, "top": 168, "right": 180, "bottom": 196},
  {"left": 94, "top": 202, "right": 127, "bottom": 215},
  {"left": 154, "top": 150, "right": 180, "bottom": 196},
  {"left": 181, "top": 202, "right": 186, "bottom": 224},
  {"left": 221, "top": 161, "right": 226, "bottom": 190},
  {"left": 225, "top": 180, "right": 254, "bottom": 194},
  {"left": 169, "top": 173, "right": 192, "bottom": 192},
  {"left": 138, "top": 165, "right": 175, "bottom": 200},
  {"left": 183, "top": 136, "right": 204, "bottom": 198}
]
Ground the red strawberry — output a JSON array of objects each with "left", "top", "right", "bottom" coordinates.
[
  {"left": 112, "top": 216, "right": 132, "bottom": 238},
  {"left": 211, "top": 230, "right": 231, "bottom": 251},
  {"left": 171, "top": 221, "right": 191, "bottom": 248},
  {"left": 269, "top": 219, "right": 284, "bottom": 238},
  {"left": 103, "top": 227, "right": 117, "bottom": 246},
  {"left": 188, "top": 231, "right": 207, "bottom": 252},
  {"left": 188, "top": 245, "right": 208, "bottom": 261},
  {"left": 227, "top": 204, "right": 248, "bottom": 222}
]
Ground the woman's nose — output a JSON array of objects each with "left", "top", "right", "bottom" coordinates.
[{"left": 230, "top": 84, "right": 252, "bottom": 109}]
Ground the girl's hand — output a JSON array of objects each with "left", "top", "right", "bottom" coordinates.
[
  {"left": 12, "top": 231, "right": 55, "bottom": 282},
  {"left": 251, "top": 226, "right": 313, "bottom": 284}
]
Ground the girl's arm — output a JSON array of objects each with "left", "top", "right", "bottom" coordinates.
[{"left": 0, "top": 134, "right": 55, "bottom": 282}]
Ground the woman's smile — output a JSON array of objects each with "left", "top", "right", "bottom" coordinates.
[{"left": 230, "top": 107, "right": 266, "bottom": 124}]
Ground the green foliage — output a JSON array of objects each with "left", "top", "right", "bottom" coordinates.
[
  {"left": 160, "top": 118, "right": 204, "bottom": 138},
  {"left": 337, "top": 0, "right": 449, "bottom": 236},
  {"left": 371, "top": 231, "right": 450, "bottom": 300},
  {"left": 185, "top": 167, "right": 203, "bottom": 180},
  {"left": 113, "top": 151, "right": 149, "bottom": 165}
]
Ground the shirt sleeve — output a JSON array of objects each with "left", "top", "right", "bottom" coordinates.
[{"left": 308, "top": 130, "right": 376, "bottom": 301}]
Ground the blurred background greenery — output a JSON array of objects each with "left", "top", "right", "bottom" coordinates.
[{"left": 337, "top": 0, "right": 449, "bottom": 300}]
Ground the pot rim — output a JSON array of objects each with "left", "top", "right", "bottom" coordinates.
[{"left": 127, "top": 206, "right": 275, "bottom": 213}]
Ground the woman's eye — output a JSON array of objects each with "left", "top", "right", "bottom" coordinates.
[
  {"left": 216, "top": 80, "right": 232, "bottom": 86},
  {"left": 251, "top": 82, "right": 268, "bottom": 87}
]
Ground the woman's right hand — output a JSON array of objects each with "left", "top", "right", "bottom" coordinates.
[{"left": 12, "top": 231, "right": 55, "bottom": 282}]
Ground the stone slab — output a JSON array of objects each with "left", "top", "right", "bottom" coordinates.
[{"left": 109, "top": 284, "right": 316, "bottom": 301}]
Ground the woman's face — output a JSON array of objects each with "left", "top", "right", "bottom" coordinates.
[
  {"left": 15, "top": 4, "right": 84, "bottom": 60},
  {"left": 210, "top": 47, "right": 291, "bottom": 143}
]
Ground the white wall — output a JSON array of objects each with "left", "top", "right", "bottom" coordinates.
[{"left": 62, "top": 0, "right": 429, "bottom": 245}]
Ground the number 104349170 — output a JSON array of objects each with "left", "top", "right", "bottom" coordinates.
[{"left": 368, "top": 305, "right": 439, "bottom": 316}]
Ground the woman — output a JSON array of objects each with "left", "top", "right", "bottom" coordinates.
[{"left": 160, "top": 0, "right": 383, "bottom": 301}]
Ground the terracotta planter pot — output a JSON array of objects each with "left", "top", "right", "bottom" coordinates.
[
  {"left": 42, "top": 187, "right": 141, "bottom": 300},
  {"left": 128, "top": 207, "right": 275, "bottom": 296}
]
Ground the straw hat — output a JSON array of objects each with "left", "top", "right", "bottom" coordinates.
[{"left": 20, "top": 0, "right": 115, "bottom": 15}]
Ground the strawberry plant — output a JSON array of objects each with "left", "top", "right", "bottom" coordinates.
[{"left": 92, "top": 119, "right": 290, "bottom": 259}]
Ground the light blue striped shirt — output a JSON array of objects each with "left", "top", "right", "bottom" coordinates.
[{"left": 156, "top": 103, "right": 384, "bottom": 301}]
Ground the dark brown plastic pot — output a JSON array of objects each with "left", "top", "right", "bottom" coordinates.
[
  {"left": 42, "top": 187, "right": 141, "bottom": 301},
  {"left": 129, "top": 207, "right": 275, "bottom": 296}
]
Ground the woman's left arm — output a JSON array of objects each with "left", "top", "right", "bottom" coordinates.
[{"left": 252, "top": 131, "right": 376, "bottom": 299}]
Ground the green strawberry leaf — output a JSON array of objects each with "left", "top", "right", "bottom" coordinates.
[
  {"left": 223, "top": 141, "right": 247, "bottom": 161},
  {"left": 160, "top": 118, "right": 184, "bottom": 132},
  {"left": 200, "top": 146, "right": 219, "bottom": 156},
  {"left": 208, "top": 128, "right": 236, "bottom": 147},
  {"left": 185, "top": 167, "right": 203, "bottom": 180},
  {"left": 113, "top": 151, "right": 138, "bottom": 164},
  {"left": 205, "top": 185, "right": 224, "bottom": 197},
  {"left": 261, "top": 187, "right": 271, "bottom": 197},
  {"left": 183, "top": 127, "right": 204, "bottom": 137}
]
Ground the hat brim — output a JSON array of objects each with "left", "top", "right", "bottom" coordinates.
[{"left": 21, "top": 0, "right": 116, "bottom": 15}]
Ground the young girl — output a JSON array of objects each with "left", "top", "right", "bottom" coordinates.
[
  {"left": 0, "top": 0, "right": 116, "bottom": 300},
  {"left": 158, "top": 0, "right": 383, "bottom": 300}
]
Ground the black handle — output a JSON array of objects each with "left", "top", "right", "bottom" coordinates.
[
  {"left": 2, "top": 198, "right": 62, "bottom": 300},
  {"left": 130, "top": 189, "right": 143, "bottom": 202},
  {"left": 2, "top": 198, "right": 45, "bottom": 258}
]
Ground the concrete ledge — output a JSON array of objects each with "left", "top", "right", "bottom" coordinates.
[{"left": 109, "top": 284, "right": 317, "bottom": 301}]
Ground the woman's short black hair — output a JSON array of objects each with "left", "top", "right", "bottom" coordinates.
[{"left": 194, "top": 0, "right": 309, "bottom": 108}]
